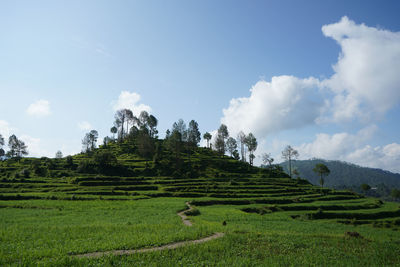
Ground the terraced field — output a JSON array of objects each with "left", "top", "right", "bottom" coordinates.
[{"left": 1, "top": 145, "right": 400, "bottom": 265}]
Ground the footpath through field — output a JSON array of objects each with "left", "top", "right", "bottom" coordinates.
[{"left": 74, "top": 202, "right": 224, "bottom": 258}]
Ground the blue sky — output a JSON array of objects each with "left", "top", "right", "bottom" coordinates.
[{"left": 1, "top": 1, "right": 400, "bottom": 172}]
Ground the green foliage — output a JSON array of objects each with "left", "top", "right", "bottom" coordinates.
[{"left": 361, "top": 183, "right": 371, "bottom": 191}]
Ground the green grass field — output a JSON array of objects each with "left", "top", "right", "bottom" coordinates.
[
  {"left": 1, "top": 196, "right": 400, "bottom": 266},
  {"left": 1, "top": 143, "right": 400, "bottom": 266}
]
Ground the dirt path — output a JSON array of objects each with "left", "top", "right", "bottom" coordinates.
[
  {"left": 75, "top": 232, "right": 224, "bottom": 258},
  {"left": 73, "top": 202, "right": 225, "bottom": 258},
  {"left": 177, "top": 202, "right": 193, "bottom": 226}
]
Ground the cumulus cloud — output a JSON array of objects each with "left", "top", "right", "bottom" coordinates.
[
  {"left": 220, "top": 17, "right": 400, "bottom": 138},
  {"left": 112, "top": 91, "right": 151, "bottom": 116},
  {"left": 322, "top": 16, "right": 400, "bottom": 122},
  {"left": 26, "top": 100, "right": 51, "bottom": 117},
  {"left": 297, "top": 125, "right": 377, "bottom": 160},
  {"left": 295, "top": 125, "right": 400, "bottom": 173},
  {"left": 347, "top": 143, "right": 400, "bottom": 173},
  {"left": 77, "top": 121, "right": 92, "bottom": 131},
  {"left": 221, "top": 76, "right": 322, "bottom": 137}
]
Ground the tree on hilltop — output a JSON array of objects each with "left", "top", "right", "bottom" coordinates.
[
  {"left": 203, "top": 132, "right": 212, "bottom": 148},
  {"left": 82, "top": 130, "right": 98, "bottom": 153},
  {"left": 245, "top": 133, "right": 257, "bottom": 166},
  {"left": 0, "top": 134, "right": 4, "bottom": 157},
  {"left": 226, "top": 137, "right": 237, "bottom": 157},
  {"left": 261, "top": 153, "right": 274, "bottom": 168},
  {"left": 214, "top": 124, "right": 229, "bottom": 155},
  {"left": 7, "top": 134, "right": 28, "bottom": 158},
  {"left": 313, "top": 163, "right": 330, "bottom": 188},
  {"left": 188, "top": 120, "right": 201, "bottom": 147},
  {"left": 237, "top": 131, "right": 246, "bottom": 162},
  {"left": 282, "top": 145, "right": 299, "bottom": 178}
]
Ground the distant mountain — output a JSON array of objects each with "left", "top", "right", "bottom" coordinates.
[{"left": 278, "top": 159, "right": 400, "bottom": 189}]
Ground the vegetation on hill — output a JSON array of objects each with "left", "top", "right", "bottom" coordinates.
[
  {"left": 1, "top": 109, "right": 400, "bottom": 265},
  {"left": 279, "top": 159, "right": 400, "bottom": 200}
]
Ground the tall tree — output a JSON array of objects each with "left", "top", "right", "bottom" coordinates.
[
  {"left": 261, "top": 153, "right": 274, "bottom": 168},
  {"left": 214, "top": 124, "right": 229, "bottom": 155},
  {"left": 245, "top": 133, "right": 257, "bottom": 166},
  {"left": 0, "top": 134, "right": 4, "bottom": 157},
  {"left": 147, "top": 114, "right": 158, "bottom": 138},
  {"left": 237, "top": 131, "right": 246, "bottom": 162},
  {"left": 187, "top": 120, "right": 201, "bottom": 147},
  {"left": 281, "top": 145, "right": 299, "bottom": 178},
  {"left": 7, "top": 134, "right": 28, "bottom": 158},
  {"left": 203, "top": 132, "right": 212, "bottom": 148},
  {"left": 214, "top": 134, "right": 226, "bottom": 155},
  {"left": 82, "top": 130, "right": 98, "bottom": 153},
  {"left": 218, "top": 124, "right": 229, "bottom": 140},
  {"left": 114, "top": 109, "right": 132, "bottom": 141},
  {"left": 110, "top": 126, "right": 118, "bottom": 139},
  {"left": 226, "top": 137, "right": 237, "bottom": 157},
  {"left": 172, "top": 119, "right": 187, "bottom": 142},
  {"left": 313, "top": 163, "right": 330, "bottom": 188}
]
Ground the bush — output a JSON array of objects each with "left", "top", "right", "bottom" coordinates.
[{"left": 184, "top": 208, "right": 201, "bottom": 216}]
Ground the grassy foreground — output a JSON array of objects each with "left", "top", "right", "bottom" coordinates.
[{"left": 1, "top": 197, "right": 400, "bottom": 266}]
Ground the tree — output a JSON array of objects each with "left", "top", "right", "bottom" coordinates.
[
  {"left": 237, "top": 131, "right": 246, "bottom": 161},
  {"left": 226, "top": 137, "right": 237, "bottom": 157},
  {"left": 55, "top": 150, "right": 63, "bottom": 159},
  {"left": 0, "top": 134, "right": 4, "bottom": 157},
  {"left": 281, "top": 145, "right": 299, "bottom": 178},
  {"left": 244, "top": 133, "right": 257, "bottom": 165},
  {"left": 114, "top": 109, "right": 133, "bottom": 141},
  {"left": 313, "top": 163, "right": 330, "bottom": 188},
  {"left": 203, "top": 132, "right": 212, "bottom": 148},
  {"left": 218, "top": 124, "right": 229, "bottom": 140},
  {"left": 261, "top": 153, "right": 274, "bottom": 168},
  {"left": 391, "top": 189, "right": 400, "bottom": 200},
  {"left": 187, "top": 120, "right": 201, "bottom": 147},
  {"left": 82, "top": 130, "right": 98, "bottom": 153},
  {"left": 214, "top": 134, "right": 225, "bottom": 155},
  {"left": 361, "top": 183, "right": 371, "bottom": 192},
  {"left": 172, "top": 119, "right": 187, "bottom": 142},
  {"left": 7, "top": 134, "right": 28, "bottom": 158},
  {"left": 214, "top": 124, "right": 229, "bottom": 155},
  {"left": 147, "top": 115, "right": 158, "bottom": 138},
  {"left": 110, "top": 126, "right": 118, "bottom": 139}
]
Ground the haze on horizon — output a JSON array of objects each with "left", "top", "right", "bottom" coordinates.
[{"left": 1, "top": 0, "right": 400, "bottom": 173}]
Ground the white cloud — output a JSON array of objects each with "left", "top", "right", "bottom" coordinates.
[
  {"left": 295, "top": 125, "right": 400, "bottom": 173},
  {"left": 221, "top": 76, "right": 322, "bottom": 138},
  {"left": 77, "top": 121, "right": 92, "bottom": 131},
  {"left": 220, "top": 17, "right": 400, "bottom": 136},
  {"left": 346, "top": 143, "right": 400, "bottom": 173},
  {"left": 322, "top": 16, "right": 400, "bottom": 122},
  {"left": 0, "top": 120, "right": 14, "bottom": 139},
  {"left": 19, "top": 135, "right": 52, "bottom": 158},
  {"left": 112, "top": 91, "right": 151, "bottom": 116},
  {"left": 26, "top": 100, "right": 51, "bottom": 117},
  {"left": 297, "top": 125, "right": 377, "bottom": 160}
]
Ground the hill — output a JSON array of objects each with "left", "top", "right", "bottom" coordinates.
[
  {"left": 1, "top": 140, "right": 400, "bottom": 266},
  {"left": 279, "top": 159, "right": 400, "bottom": 189}
]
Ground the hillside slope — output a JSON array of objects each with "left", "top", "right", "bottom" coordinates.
[{"left": 280, "top": 159, "right": 400, "bottom": 188}]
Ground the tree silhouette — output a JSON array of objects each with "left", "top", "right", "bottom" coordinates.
[
  {"left": 282, "top": 145, "right": 299, "bottom": 178},
  {"left": 313, "top": 163, "right": 330, "bottom": 188},
  {"left": 203, "top": 132, "right": 212, "bottom": 148}
]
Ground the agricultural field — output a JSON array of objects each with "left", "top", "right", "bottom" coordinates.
[{"left": 1, "top": 143, "right": 400, "bottom": 266}]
